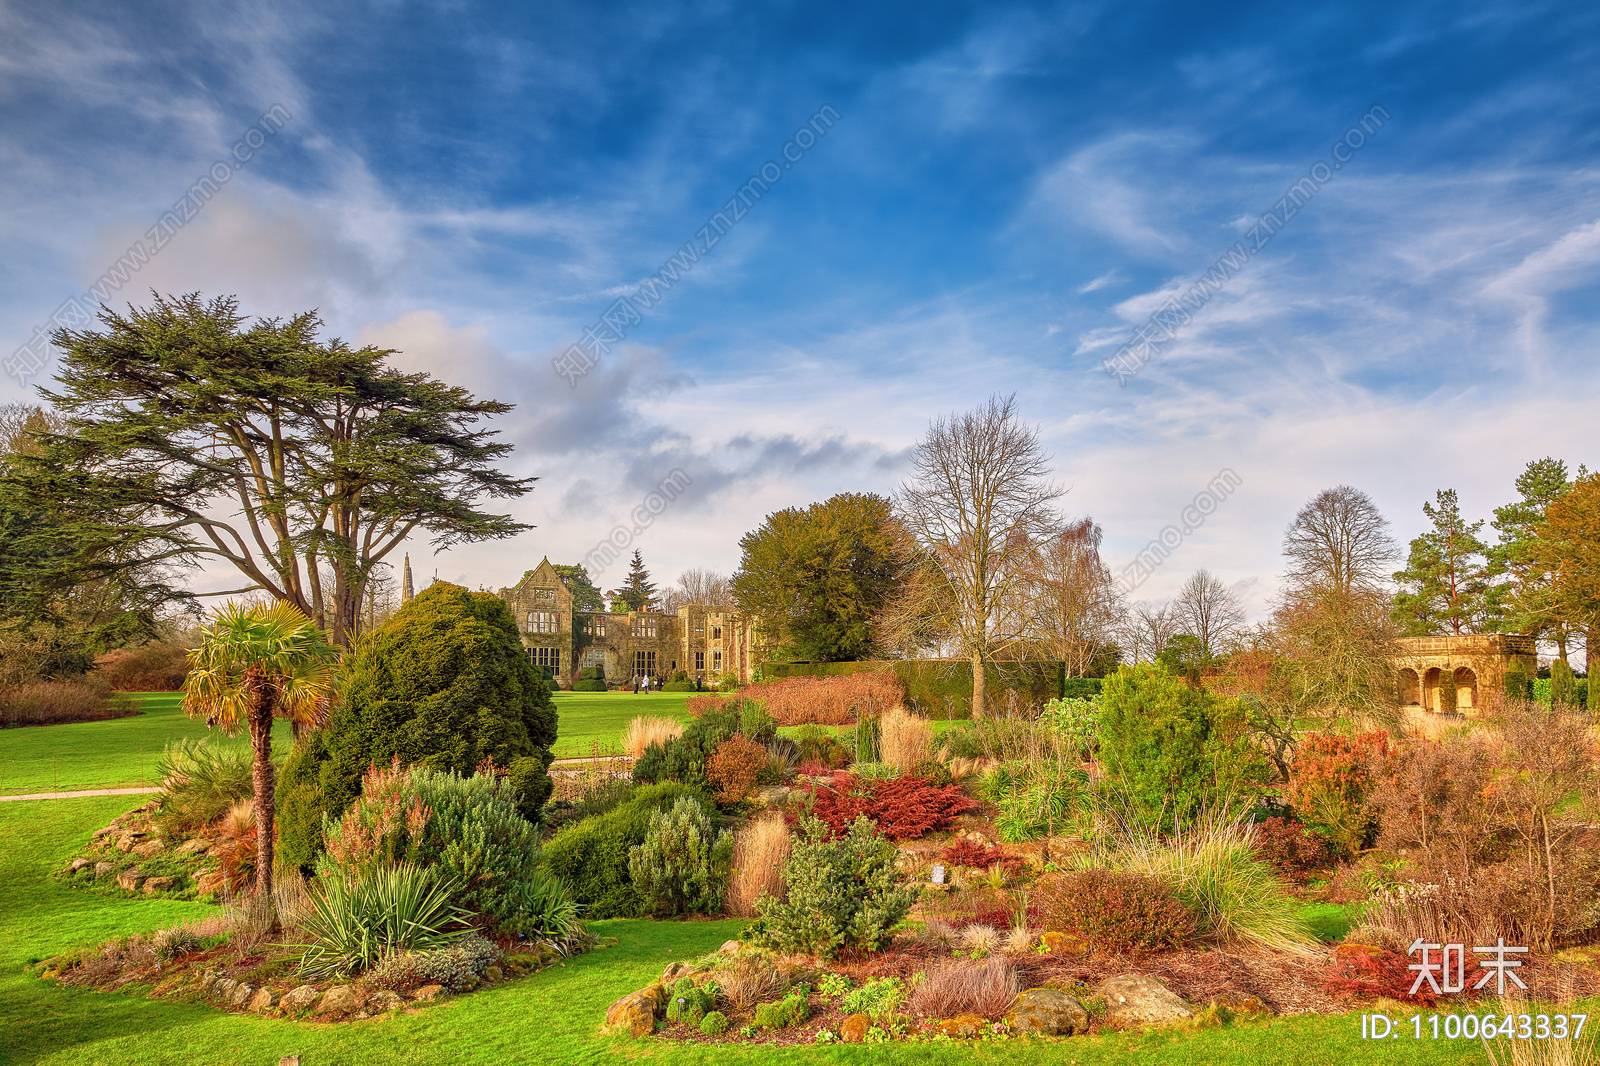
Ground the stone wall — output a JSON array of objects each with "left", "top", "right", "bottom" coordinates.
[{"left": 1394, "top": 634, "right": 1536, "bottom": 716}]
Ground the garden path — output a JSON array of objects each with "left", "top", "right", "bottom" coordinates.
[{"left": 0, "top": 786, "right": 161, "bottom": 803}]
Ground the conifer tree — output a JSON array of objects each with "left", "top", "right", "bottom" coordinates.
[
  {"left": 1393, "top": 489, "right": 1491, "bottom": 636},
  {"left": 615, "top": 550, "right": 657, "bottom": 611}
]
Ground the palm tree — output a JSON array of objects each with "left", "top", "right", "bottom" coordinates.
[{"left": 183, "top": 602, "right": 338, "bottom": 915}]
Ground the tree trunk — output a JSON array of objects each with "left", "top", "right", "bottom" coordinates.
[
  {"left": 1589, "top": 627, "right": 1599, "bottom": 713},
  {"left": 247, "top": 666, "right": 277, "bottom": 925},
  {"left": 970, "top": 653, "right": 986, "bottom": 720}
]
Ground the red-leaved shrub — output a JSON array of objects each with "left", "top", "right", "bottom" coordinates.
[
  {"left": 1321, "top": 943, "right": 1439, "bottom": 1006},
  {"left": 1252, "top": 816, "right": 1335, "bottom": 882},
  {"left": 938, "top": 838, "right": 1025, "bottom": 878},
  {"left": 93, "top": 644, "right": 190, "bottom": 691},
  {"left": 804, "top": 770, "right": 978, "bottom": 841},
  {"left": 1034, "top": 868, "right": 1194, "bottom": 953},
  {"left": 1287, "top": 731, "right": 1388, "bottom": 857}
]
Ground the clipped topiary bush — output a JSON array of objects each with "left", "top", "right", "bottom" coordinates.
[
  {"left": 542, "top": 782, "right": 713, "bottom": 917},
  {"left": 276, "top": 583, "right": 557, "bottom": 871},
  {"left": 752, "top": 993, "right": 809, "bottom": 1029}
]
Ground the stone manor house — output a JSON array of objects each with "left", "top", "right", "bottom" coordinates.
[{"left": 488, "top": 557, "right": 758, "bottom": 690}]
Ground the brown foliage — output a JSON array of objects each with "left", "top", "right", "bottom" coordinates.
[
  {"left": 907, "top": 956, "right": 1023, "bottom": 1020},
  {"left": 93, "top": 644, "right": 190, "bottom": 691},
  {"left": 879, "top": 705, "right": 933, "bottom": 771},
  {"left": 713, "top": 955, "right": 790, "bottom": 1013},
  {"left": 727, "top": 812, "right": 791, "bottom": 917},
  {"left": 1033, "top": 868, "right": 1194, "bottom": 953},
  {"left": 0, "top": 678, "right": 133, "bottom": 727},
  {"left": 706, "top": 735, "right": 770, "bottom": 804},
  {"left": 693, "top": 672, "right": 906, "bottom": 726},
  {"left": 620, "top": 715, "right": 684, "bottom": 758}
]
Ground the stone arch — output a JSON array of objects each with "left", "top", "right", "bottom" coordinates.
[
  {"left": 1422, "top": 667, "right": 1442, "bottom": 712},
  {"left": 1454, "top": 667, "right": 1478, "bottom": 711},
  {"left": 1398, "top": 668, "right": 1421, "bottom": 706}
]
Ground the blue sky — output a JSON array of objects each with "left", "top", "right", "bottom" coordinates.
[{"left": 2, "top": 0, "right": 1597, "bottom": 617}]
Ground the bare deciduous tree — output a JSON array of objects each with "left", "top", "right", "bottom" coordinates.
[
  {"left": 894, "top": 394, "right": 1063, "bottom": 717},
  {"left": 1119, "top": 601, "right": 1181, "bottom": 665},
  {"left": 1172, "top": 568, "right": 1246, "bottom": 658},
  {"left": 1283, "top": 485, "right": 1397, "bottom": 597},
  {"left": 661, "top": 567, "right": 731, "bottom": 612},
  {"left": 1017, "top": 518, "right": 1123, "bottom": 677}
]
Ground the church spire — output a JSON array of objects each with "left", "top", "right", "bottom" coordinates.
[{"left": 402, "top": 554, "right": 414, "bottom": 603}]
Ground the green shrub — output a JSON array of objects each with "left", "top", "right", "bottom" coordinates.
[
  {"left": 294, "top": 864, "right": 472, "bottom": 978},
  {"left": 366, "top": 934, "right": 503, "bottom": 992},
  {"left": 662, "top": 680, "right": 697, "bottom": 692},
  {"left": 1551, "top": 659, "right": 1576, "bottom": 707},
  {"left": 542, "top": 782, "right": 712, "bottom": 917},
  {"left": 317, "top": 761, "right": 579, "bottom": 938},
  {"left": 699, "top": 1010, "right": 729, "bottom": 1035},
  {"left": 1504, "top": 658, "right": 1533, "bottom": 701},
  {"left": 1039, "top": 695, "right": 1101, "bottom": 758},
  {"left": 153, "top": 738, "right": 253, "bottom": 835},
  {"left": 628, "top": 795, "right": 733, "bottom": 917},
  {"left": 840, "top": 976, "right": 905, "bottom": 1020},
  {"left": 666, "top": 976, "right": 717, "bottom": 1025},
  {"left": 1096, "top": 664, "right": 1270, "bottom": 828},
  {"left": 578, "top": 666, "right": 605, "bottom": 681},
  {"left": 854, "top": 712, "right": 880, "bottom": 762},
  {"left": 744, "top": 814, "right": 917, "bottom": 959},
  {"left": 1059, "top": 677, "right": 1103, "bottom": 700},
  {"left": 671, "top": 670, "right": 689, "bottom": 682},
  {"left": 939, "top": 723, "right": 985, "bottom": 760},
  {"left": 909, "top": 759, "right": 953, "bottom": 786},
  {"left": 791, "top": 724, "right": 851, "bottom": 768},
  {"left": 571, "top": 679, "right": 607, "bottom": 691},
  {"left": 633, "top": 701, "right": 771, "bottom": 788},
  {"left": 544, "top": 775, "right": 635, "bottom": 834},
  {"left": 277, "top": 583, "right": 557, "bottom": 871},
  {"left": 985, "top": 759, "right": 1087, "bottom": 843},
  {"left": 753, "top": 993, "right": 809, "bottom": 1028}
]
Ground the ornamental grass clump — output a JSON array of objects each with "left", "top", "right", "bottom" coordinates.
[
  {"left": 154, "top": 739, "right": 255, "bottom": 835},
  {"left": 1097, "top": 818, "right": 1316, "bottom": 955},
  {"left": 621, "top": 715, "right": 684, "bottom": 758},
  {"left": 727, "top": 812, "right": 791, "bottom": 917},
  {"left": 907, "top": 957, "right": 1021, "bottom": 1021},
  {"left": 744, "top": 814, "right": 918, "bottom": 959},
  {"left": 294, "top": 863, "right": 473, "bottom": 978}
]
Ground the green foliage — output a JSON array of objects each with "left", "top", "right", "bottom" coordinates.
[
  {"left": 276, "top": 583, "right": 557, "bottom": 870},
  {"left": 293, "top": 864, "right": 472, "bottom": 978},
  {"left": 628, "top": 795, "right": 733, "bottom": 917},
  {"left": 1439, "top": 669, "right": 1458, "bottom": 713},
  {"left": 699, "top": 1010, "right": 729, "bottom": 1035},
  {"left": 1036, "top": 868, "right": 1193, "bottom": 952},
  {"left": 1504, "top": 658, "right": 1533, "bottom": 701},
  {"left": 885, "top": 660, "right": 1063, "bottom": 719},
  {"left": 366, "top": 934, "right": 503, "bottom": 993},
  {"left": 616, "top": 550, "right": 657, "bottom": 611},
  {"left": 632, "top": 700, "right": 769, "bottom": 789},
  {"left": 985, "top": 760, "right": 1087, "bottom": 842},
  {"left": 570, "top": 679, "right": 607, "bottom": 692},
  {"left": 665, "top": 976, "right": 717, "bottom": 1024},
  {"left": 1038, "top": 695, "right": 1101, "bottom": 758},
  {"left": 839, "top": 976, "right": 905, "bottom": 1020},
  {"left": 152, "top": 739, "right": 253, "bottom": 835},
  {"left": 731, "top": 492, "right": 907, "bottom": 662},
  {"left": 551, "top": 564, "right": 604, "bottom": 612},
  {"left": 1096, "top": 664, "right": 1270, "bottom": 828},
  {"left": 790, "top": 723, "right": 852, "bottom": 768},
  {"left": 1551, "top": 659, "right": 1576, "bottom": 707},
  {"left": 541, "top": 782, "right": 712, "bottom": 918},
  {"left": 854, "top": 712, "right": 879, "bottom": 762},
  {"left": 317, "top": 762, "right": 578, "bottom": 938},
  {"left": 816, "top": 971, "right": 853, "bottom": 997},
  {"left": 1392, "top": 488, "right": 1494, "bottom": 635},
  {"left": 661, "top": 680, "right": 697, "bottom": 692},
  {"left": 753, "top": 993, "right": 809, "bottom": 1028},
  {"left": 743, "top": 814, "right": 917, "bottom": 959},
  {"left": 1059, "top": 677, "right": 1103, "bottom": 700}
]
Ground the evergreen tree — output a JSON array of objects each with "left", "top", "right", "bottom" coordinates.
[
  {"left": 614, "top": 550, "right": 657, "bottom": 611},
  {"left": 276, "top": 582, "right": 557, "bottom": 870},
  {"left": 1393, "top": 489, "right": 1492, "bottom": 636},
  {"left": 550, "top": 563, "right": 604, "bottom": 611},
  {"left": 730, "top": 492, "right": 908, "bottom": 661},
  {"left": 1490, "top": 457, "right": 1574, "bottom": 647}
]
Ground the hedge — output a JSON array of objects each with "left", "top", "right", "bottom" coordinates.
[
  {"left": 571, "top": 679, "right": 607, "bottom": 691},
  {"left": 760, "top": 660, "right": 1067, "bottom": 719}
]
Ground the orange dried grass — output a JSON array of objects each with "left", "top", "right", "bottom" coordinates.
[
  {"left": 880, "top": 704, "right": 933, "bottom": 771},
  {"left": 620, "top": 715, "right": 684, "bottom": 758},
  {"left": 727, "top": 812, "right": 791, "bottom": 917},
  {"left": 692, "top": 673, "right": 906, "bottom": 726}
]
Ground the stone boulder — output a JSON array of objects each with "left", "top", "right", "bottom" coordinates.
[
  {"left": 1096, "top": 974, "right": 1195, "bottom": 1029},
  {"left": 412, "top": 984, "right": 445, "bottom": 1001},
  {"left": 132, "top": 839, "right": 165, "bottom": 859},
  {"left": 661, "top": 962, "right": 695, "bottom": 984},
  {"left": 213, "top": 978, "right": 238, "bottom": 1001},
  {"left": 716, "top": 940, "right": 740, "bottom": 956},
  {"left": 604, "top": 988, "right": 660, "bottom": 1037},
  {"left": 176, "top": 838, "right": 213, "bottom": 856},
  {"left": 246, "top": 987, "right": 278, "bottom": 1013},
  {"left": 114, "top": 832, "right": 145, "bottom": 852},
  {"left": 143, "top": 876, "right": 177, "bottom": 894},
  {"left": 116, "top": 869, "right": 146, "bottom": 892},
  {"left": 318, "top": 985, "right": 366, "bottom": 1015},
  {"left": 368, "top": 990, "right": 405, "bottom": 1012},
  {"left": 94, "top": 862, "right": 115, "bottom": 878},
  {"left": 840, "top": 1013, "right": 872, "bottom": 1043},
  {"left": 230, "top": 983, "right": 256, "bottom": 1007},
  {"left": 279, "top": 985, "right": 320, "bottom": 1013},
  {"left": 67, "top": 858, "right": 93, "bottom": 873},
  {"left": 754, "top": 785, "right": 789, "bottom": 807},
  {"left": 1008, "top": 988, "right": 1090, "bottom": 1035},
  {"left": 196, "top": 870, "right": 227, "bottom": 896},
  {"left": 934, "top": 1014, "right": 987, "bottom": 1037}
]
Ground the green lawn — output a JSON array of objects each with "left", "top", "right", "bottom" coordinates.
[
  {"left": 550, "top": 690, "right": 693, "bottom": 758},
  {"left": 0, "top": 797, "right": 1492, "bottom": 1066},
  {"left": 0, "top": 694, "right": 293, "bottom": 795}
]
